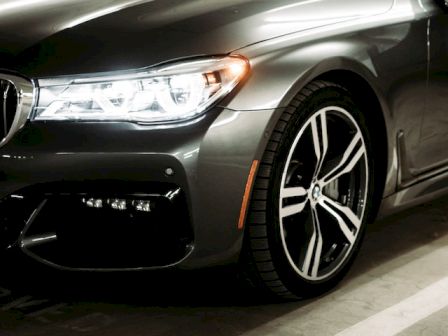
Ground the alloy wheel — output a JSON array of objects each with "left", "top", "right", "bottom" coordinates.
[{"left": 279, "top": 106, "right": 369, "bottom": 281}]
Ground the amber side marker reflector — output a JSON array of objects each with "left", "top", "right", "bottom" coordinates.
[{"left": 238, "top": 160, "right": 260, "bottom": 230}]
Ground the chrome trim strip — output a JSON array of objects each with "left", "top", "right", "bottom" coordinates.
[
  {"left": 0, "top": 74, "right": 34, "bottom": 147},
  {"left": 2, "top": 82, "right": 11, "bottom": 137}
]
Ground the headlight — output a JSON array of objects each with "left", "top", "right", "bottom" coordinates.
[{"left": 34, "top": 56, "right": 249, "bottom": 123}]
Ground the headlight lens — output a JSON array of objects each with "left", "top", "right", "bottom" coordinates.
[{"left": 34, "top": 56, "right": 249, "bottom": 123}]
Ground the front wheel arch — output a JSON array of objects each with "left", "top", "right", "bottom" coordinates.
[{"left": 263, "top": 64, "right": 390, "bottom": 222}]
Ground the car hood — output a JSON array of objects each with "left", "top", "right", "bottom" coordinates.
[{"left": 0, "top": 0, "right": 392, "bottom": 78}]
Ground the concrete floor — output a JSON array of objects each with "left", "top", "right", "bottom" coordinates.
[{"left": 1, "top": 196, "right": 448, "bottom": 336}]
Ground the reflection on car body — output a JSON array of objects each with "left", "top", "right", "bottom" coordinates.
[{"left": 0, "top": 0, "right": 447, "bottom": 299}]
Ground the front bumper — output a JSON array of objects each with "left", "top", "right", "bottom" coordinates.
[{"left": 0, "top": 106, "right": 276, "bottom": 270}]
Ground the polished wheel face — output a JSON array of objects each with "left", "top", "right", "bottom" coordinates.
[{"left": 279, "top": 106, "right": 369, "bottom": 281}]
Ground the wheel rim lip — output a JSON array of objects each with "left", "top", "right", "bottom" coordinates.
[{"left": 278, "top": 105, "right": 369, "bottom": 282}]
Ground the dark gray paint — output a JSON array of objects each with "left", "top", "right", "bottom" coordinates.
[{"left": 0, "top": 0, "right": 447, "bottom": 269}]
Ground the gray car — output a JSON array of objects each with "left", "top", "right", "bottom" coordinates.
[{"left": 0, "top": 0, "right": 447, "bottom": 299}]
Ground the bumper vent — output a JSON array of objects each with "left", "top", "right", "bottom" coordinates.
[{"left": 0, "top": 182, "right": 193, "bottom": 270}]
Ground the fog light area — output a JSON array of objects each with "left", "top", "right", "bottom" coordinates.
[
  {"left": 0, "top": 185, "right": 193, "bottom": 269},
  {"left": 82, "top": 197, "right": 152, "bottom": 212}
]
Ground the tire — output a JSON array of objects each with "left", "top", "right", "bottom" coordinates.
[{"left": 241, "top": 80, "right": 375, "bottom": 300}]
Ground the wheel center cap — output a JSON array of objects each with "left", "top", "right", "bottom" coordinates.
[{"left": 312, "top": 185, "right": 321, "bottom": 201}]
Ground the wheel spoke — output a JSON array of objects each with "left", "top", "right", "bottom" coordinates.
[
  {"left": 280, "top": 186, "right": 308, "bottom": 218},
  {"left": 318, "top": 198, "right": 356, "bottom": 244},
  {"left": 311, "top": 111, "right": 329, "bottom": 178},
  {"left": 302, "top": 207, "right": 323, "bottom": 277},
  {"left": 281, "top": 186, "right": 307, "bottom": 198},
  {"left": 321, "top": 195, "right": 361, "bottom": 229},
  {"left": 321, "top": 132, "right": 365, "bottom": 186},
  {"left": 280, "top": 200, "right": 308, "bottom": 218}
]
